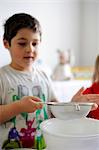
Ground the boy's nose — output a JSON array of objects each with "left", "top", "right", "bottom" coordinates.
[{"left": 26, "top": 45, "right": 35, "bottom": 53}]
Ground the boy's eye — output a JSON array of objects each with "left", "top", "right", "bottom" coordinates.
[
  {"left": 32, "top": 42, "right": 38, "bottom": 47},
  {"left": 18, "top": 43, "right": 27, "bottom": 46}
]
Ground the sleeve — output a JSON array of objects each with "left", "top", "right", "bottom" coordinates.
[
  {"left": 41, "top": 69, "right": 57, "bottom": 101},
  {"left": 0, "top": 78, "right": 3, "bottom": 104},
  {"left": 83, "top": 84, "right": 94, "bottom": 94},
  {"left": 0, "top": 69, "right": 6, "bottom": 105},
  {"left": 47, "top": 75, "right": 57, "bottom": 101}
]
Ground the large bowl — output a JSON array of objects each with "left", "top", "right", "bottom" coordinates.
[
  {"left": 40, "top": 118, "right": 99, "bottom": 150},
  {"left": 50, "top": 102, "right": 93, "bottom": 120}
]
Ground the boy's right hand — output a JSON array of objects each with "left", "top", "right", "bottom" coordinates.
[{"left": 19, "top": 96, "right": 43, "bottom": 113}]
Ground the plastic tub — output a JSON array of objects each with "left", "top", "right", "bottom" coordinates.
[{"left": 40, "top": 118, "right": 99, "bottom": 150}]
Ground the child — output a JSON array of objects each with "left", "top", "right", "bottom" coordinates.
[
  {"left": 52, "top": 50, "right": 73, "bottom": 81},
  {"left": 0, "top": 13, "right": 99, "bottom": 149},
  {"left": 83, "top": 55, "right": 99, "bottom": 120},
  {"left": 0, "top": 13, "right": 57, "bottom": 149}
]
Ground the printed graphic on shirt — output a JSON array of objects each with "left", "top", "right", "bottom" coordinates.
[{"left": 2, "top": 83, "right": 48, "bottom": 149}]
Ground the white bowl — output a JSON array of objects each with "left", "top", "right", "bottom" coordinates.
[
  {"left": 50, "top": 102, "right": 93, "bottom": 120},
  {"left": 40, "top": 118, "right": 99, "bottom": 150}
]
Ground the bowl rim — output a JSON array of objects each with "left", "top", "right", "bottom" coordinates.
[
  {"left": 40, "top": 118, "right": 99, "bottom": 138},
  {"left": 50, "top": 102, "right": 94, "bottom": 106}
]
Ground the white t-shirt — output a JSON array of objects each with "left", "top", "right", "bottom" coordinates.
[{"left": 0, "top": 65, "right": 56, "bottom": 149}]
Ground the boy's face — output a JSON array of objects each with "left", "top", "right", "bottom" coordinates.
[{"left": 4, "top": 28, "right": 41, "bottom": 71}]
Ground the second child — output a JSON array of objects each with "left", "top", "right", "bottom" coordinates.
[{"left": 83, "top": 55, "right": 99, "bottom": 119}]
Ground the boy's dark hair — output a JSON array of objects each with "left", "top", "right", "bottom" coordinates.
[{"left": 3, "top": 13, "right": 42, "bottom": 45}]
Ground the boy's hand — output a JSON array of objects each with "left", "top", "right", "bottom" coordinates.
[
  {"left": 19, "top": 96, "right": 43, "bottom": 113},
  {"left": 71, "top": 87, "right": 99, "bottom": 110},
  {"left": 0, "top": 96, "right": 43, "bottom": 124}
]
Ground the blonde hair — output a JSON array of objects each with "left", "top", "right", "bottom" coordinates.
[{"left": 92, "top": 55, "right": 99, "bottom": 83}]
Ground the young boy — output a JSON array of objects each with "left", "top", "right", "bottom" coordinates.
[
  {"left": 0, "top": 13, "right": 99, "bottom": 149},
  {"left": 0, "top": 13, "right": 56, "bottom": 149}
]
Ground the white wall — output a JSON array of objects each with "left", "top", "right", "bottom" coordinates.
[
  {"left": 0, "top": 0, "right": 99, "bottom": 70},
  {"left": 80, "top": 0, "right": 99, "bottom": 66},
  {"left": 0, "top": 0, "right": 81, "bottom": 69}
]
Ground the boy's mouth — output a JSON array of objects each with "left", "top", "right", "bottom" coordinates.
[{"left": 24, "top": 56, "right": 34, "bottom": 60}]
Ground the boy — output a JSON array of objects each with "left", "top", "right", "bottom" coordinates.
[{"left": 0, "top": 13, "right": 55, "bottom": 149}]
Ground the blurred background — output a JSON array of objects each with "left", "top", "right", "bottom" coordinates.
[
  {"left": 0, "top": 0, "right": 99, "bottom": 101},
  {"left": 0, "top": 0, "right": 99, "bottom": 68}
]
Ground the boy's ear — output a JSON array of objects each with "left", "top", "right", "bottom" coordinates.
[{"left": 3, "top": 40, "right": 10, "bottom": 49}]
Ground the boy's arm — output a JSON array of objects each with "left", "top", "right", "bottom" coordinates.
[
  {"left": 0, "top": 96, "right": 43, "bottom": 124},
  {"left": 0, "top": 101, "right": 22, "bottom": 124}
]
